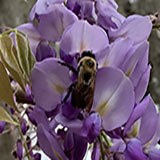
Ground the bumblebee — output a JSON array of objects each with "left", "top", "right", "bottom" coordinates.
[{"left": 59, "top": 51, "right": 97, "bottom": 112}]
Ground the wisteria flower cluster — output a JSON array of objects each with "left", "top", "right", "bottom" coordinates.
[{"left": 0, "top": 0, "right": 160, "bottom": 160}]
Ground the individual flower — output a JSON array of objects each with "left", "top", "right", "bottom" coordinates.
[
  {"left": 16, "top": 139, "right": 23, "bottom": 160},
  {"left": 21, "top": 119, "right": 28, "bottom": 135}
]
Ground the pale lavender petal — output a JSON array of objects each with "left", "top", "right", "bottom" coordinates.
[
  {"left": 96, "top": 0, "right": 125, "bottom": 30},
  {"left": 36, "top": 40, "right": 56, "bottom": 61},
  {"left": 138, "top": 97, "right": 158, "bottom": 145},
  {"left": 99, "top": 38, "right": 134, "bottom": 68},
  {"left": 148, "top": 147, "right": 160, "bottom": 160},
  {"left": 129, "top": 42, "right": 149, "bottom": 87},
  {"left": 123, "top": 95, "right": 150, "bottom": 136},
  {"left": 38, "top": 4, "right": 78, "bottom": 42},
  {"left": 110, "top": 139, "right": 126, "bottom": 153},
  {"left": 17, "top": 23, "right": 42, "bottom": 54},
  {"left": 150, "top": 114, "right": 160, "bottom": 146},
  {"left": 30, "top": 0, "right": 65, "bottom": 21},
  {"left": 121, "top": 41, "right": 148, "bottom": 76},
  {"left": 60, "top": 20, "right": 109, "bottom": 56},
  {"left": 31, "top": 58, "right": 71, "bottom": 111},
  {"left": 37, "top": 124, "right": 68, "bottom": 160},
  {"left": 102, "top": 0, "right": 118, "bottom": 9},
  {"left": 124, "top": 138, "right": 147, "bottom": 160},
  {"left": 109, "top": 15, "right": 152, "bottom": 44},
  {"left": 134, "top": 65, "right": 151, "bottom": 103},
  {"left": 92, "top": 67, "right": 135, "bottom": 131}
]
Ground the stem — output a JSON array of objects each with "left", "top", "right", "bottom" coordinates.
[
  {"left": 98, "top": 136, "right": 105, "bottom": 160},
  {"left": 101, "top": 131, "right": 112, "bottom": 148},
  {"left": 153, "top": 25, "right": 160, "bottom": 29}
]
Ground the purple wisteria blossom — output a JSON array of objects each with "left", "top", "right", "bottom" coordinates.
[{"left": 2, "top": 0, "right": 158, "bottom": 159}]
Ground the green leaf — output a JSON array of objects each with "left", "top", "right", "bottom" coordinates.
[
  {"left": 0, "top": 106, "right": 18, "bottom": 125},
  {"left": 0, "top": 61, "right": 18, "bottom": 112},
  {"left": 16, "top": 32, "right": 30, "bottom": 78},
  {"left": 0, "top": 34, "right": 25, "bottom": 91}
]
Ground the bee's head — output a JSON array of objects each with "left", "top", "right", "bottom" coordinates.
[{"left": 78, "top": 51, "right": 97, "bottom": 72}]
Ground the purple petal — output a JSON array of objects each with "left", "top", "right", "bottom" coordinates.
[
  {"left": 64, "top": 131, "right": 88, "bottom": 160},
  {"left": 55, "top": 113, "right": 83, "bottom": 133},
  {"left": 36, "top": 40, "right": 56, "bottom": 61},
  {"left": 17, "top": 23, "right": 42, "bottom": 54},
  {"left": 37, "top": 124, "right": 68, "bottom": 160},
  {"left": 0, "top": 121, "right": 6, "bottom": 133},
  {"left": 38, "top": 4, "right": 78, "bottom": 42},
  {"left": 123, "top": 95, "right": 150, "bottom": 136},
  {"left": 92, "top": 67, "right": 135, "bottom": 131},
  {"left": 62, "top": 101, "right": 80, "bottom": 120},
  {"left": 26, "top": 106, "right": 37, "bottom": 126},
  {"left": 91, "top": 142, "right": 101, "bottom": 160},
  {"left": 137, "top": 97, "right": 158, "bottom": 145},
  {"left": 34, "top": 153, "right": 41, "bottom": 160},
  {"left": 60, "top": 20, "right": 109, "bottom": 56},
  {"left": 16, "top": 139, "right": 23, "bottom": 160},
  {"left": 109, "top": 15, "right": 152, "bottom": 44},
  {"left": 30, "top": 0, "right": 65, "bottom": 21},
  {"left": 21, "top": 119, "right": 28, "bottom": 135},
  {"left": 29, "top": 107, "right": 49, "bottom": 128},
  {"left": 80, "top": 113, "right": 101, "bottom": 143},
  {"left": 124, "top": 138, "right": 147, "bottom": 160},
  {"left": 31, "top": 58, "right": 71, "bottom": 111}
]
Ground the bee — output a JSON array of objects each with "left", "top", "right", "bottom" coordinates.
[{"left": 59, "top": 51, "right": 97, "bottom": 112}]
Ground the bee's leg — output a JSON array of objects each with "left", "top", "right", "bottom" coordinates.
[
  {"left": 62, "top": 82, "right": 76, "bottom": 104},
  {"left": 58, "top": 61, "right": 78, "bottom": 75}
]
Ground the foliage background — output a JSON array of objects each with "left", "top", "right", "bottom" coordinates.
[{"left": 0, "top": 0, "right": 159, "bottom": 159}]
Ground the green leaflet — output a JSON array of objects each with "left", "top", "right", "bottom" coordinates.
[
  {"left": 16, "top": 32, "right": 30, "bottom": 78},
  {"left": 0, "top": 34, "right": 26, "bottom": 92},
  {"left": 0, "top": 106, "right": 18, "bottom": 126},
  {"left": 0, "top": 61, "right": 18, "bottom": 112},
  {"left": 0, "top": 30, "right": 36, "bottom": 91}
]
